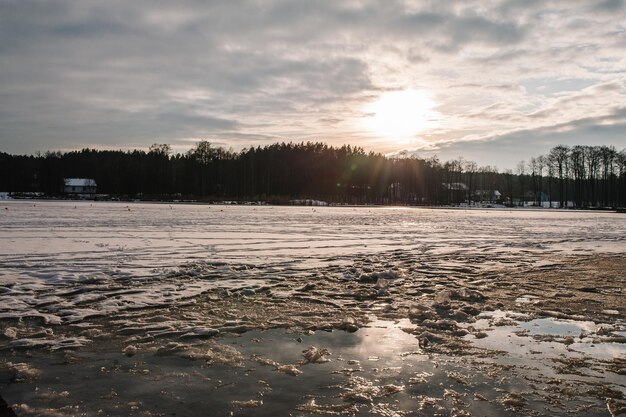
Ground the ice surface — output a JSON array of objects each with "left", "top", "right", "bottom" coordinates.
[
  {"left": 1, "top": 202, "right": 624, "bottom": 352},
  {"left": 519, "top": 317, "right": 598, "bottom": 336},
  {"left": 1, "top": 201, "right": 625, "bottom": 415},
  {"left": 2, "top": 202, "right": 623, "bottom": 331}
]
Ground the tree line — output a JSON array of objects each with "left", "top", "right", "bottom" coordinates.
[{"left": 1, "top": 142, "right": 624, "bottom": 207}]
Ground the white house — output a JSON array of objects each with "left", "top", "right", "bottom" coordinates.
[
  {"left": 289, "top": 199, "right": 328, "bottom": 206},
  {"left": 64, "top": 178, "right": 97, "bottom": 196},
  {"left": 473, "top": 189, "right": 502, "bottom": 203}
]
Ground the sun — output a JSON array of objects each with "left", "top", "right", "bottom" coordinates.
[{"left": 361, "top": 89, "right": 437, "bottom": 142}]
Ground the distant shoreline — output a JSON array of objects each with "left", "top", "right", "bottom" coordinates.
[{"left": 2, "top": 196, "right": 622, "bottom": 213}]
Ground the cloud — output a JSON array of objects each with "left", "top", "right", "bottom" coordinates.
[
  {"left": 398, "top": 106, "right": 626, "bottom": 168},
  {"left": 0, "top": 0, "right": 625, "bottom": 167},
  {"left": 593, "top": 0, "right": 624, "bottom": 12}
]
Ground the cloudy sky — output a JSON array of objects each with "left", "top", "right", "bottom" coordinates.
[{"left": 1, "top": 0, "right": 625, "bottom": 168}]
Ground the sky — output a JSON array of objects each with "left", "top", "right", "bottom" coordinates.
[{"left": 1, "top": 0, "right": 625, "bottom": 169}]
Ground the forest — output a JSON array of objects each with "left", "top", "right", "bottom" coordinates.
[{"left": 1, "top": 142, "right": 625, "bottom": 208}]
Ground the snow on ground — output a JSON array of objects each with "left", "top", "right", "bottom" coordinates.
[
  {"left": 1, "top": 201, "right": 623, "bottom": 323},
  {"left": 0, "top": 201, "right": 625, "bottom": 416}
]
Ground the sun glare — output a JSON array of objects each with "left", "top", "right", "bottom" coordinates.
[{"left": 362, "top": 89, "right": 437, "bottom": 142}]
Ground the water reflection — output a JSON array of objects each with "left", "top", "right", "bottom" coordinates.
[
  {"left": 2, "top": 317, "right": 622, "bottom": 416},
  {"left": 0, "top": 321, "right": 471, "bottom": 416}
]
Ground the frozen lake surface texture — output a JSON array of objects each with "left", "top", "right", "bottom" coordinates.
[{"left": 1, "top": 201, "right": 625, "bottom": 417}]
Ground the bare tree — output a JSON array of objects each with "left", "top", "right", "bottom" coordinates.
[
  {"left": 464, "top": 160, "right": 477, "bottom": 204},
  {"left": 617, "top": 149, "right": 626, "bottom": 207},
  {"left": 570, "top": 146, "right": 586, "bottom": 208},
  {"left": 584, "top": 146, "right": 601, "bottom": 206},
  {"left": 546, "top": 156, "right": 555, "bottom": 208},
  {"left": 516, "top": 160, "right": 526, "bottom": 206},
  {"left": 529, "top": 157, "right": 540, "bottom": 206},
  {"left": 536, "top": 155, "right": 545, "bottom": 206},
  {"left": 504, "top": 169, "right": 514, "bottom": 206},
  {"left": 149, "top": 143, "right": 171, "bottom": 156},
  {"left": 599, "top": 146, "right": 617, "bottom": 206},
  {"left": 548, "top": 145, "right": 570, "bottom": 208}
]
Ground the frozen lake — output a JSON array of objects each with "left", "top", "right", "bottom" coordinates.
[
  {"left": 0, "top": 202, "right": 622, "bottom": 323},
  {"left": 1, "top": 201, "right": 624, "bottom": 325},
  {"left": 1, "top": 201, "right": 625, "bottom": 416}
]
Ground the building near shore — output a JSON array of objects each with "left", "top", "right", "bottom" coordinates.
[
  {"left": 473, "top": 189, "right": 502, "bottom": 203},
  {"left": 289, "top": 199, "right": 328, "bottom": 206},
  {"left": 63, "top": 178, "right": 97, "bottom": 197}
]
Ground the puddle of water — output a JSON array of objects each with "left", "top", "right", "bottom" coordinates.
[
  {"left": 2, "top": 317, "right": 622, "bottom": 416},
  {"left": 571, "top": 341, "right": 626, "bottom": 360},
  {"left": 519, "top": 317, "right": 598, "bottom": 336},
  {"left": 515, "top": 294, "right": 541, "bottom": 304},
  {"left": 469, "top": 324, "right": 571, "bottom": 358},
  {"left": 0, "top": 321, "right": 432, "bottom": 417},
  {"left": 471, "top": 313, "right": 625, "bottom": 359}
]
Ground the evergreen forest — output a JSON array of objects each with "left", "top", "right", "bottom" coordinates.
[{"left": 1, "top": 142, "right": 625, "bottom": 207}]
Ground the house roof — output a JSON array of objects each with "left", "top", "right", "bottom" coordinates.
[
  {"left": 64, "top": 178, "right": 97, "bottom": 187},
  {"left": 475, "top": 189, "right": 502, "bottom": 197},
  {"left": 442, "top": 182, "right": 468, "bottom": 190}
]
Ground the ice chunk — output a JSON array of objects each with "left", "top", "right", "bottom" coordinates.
[
  {"left": 275, "top": 364, "right": 302, "bottom": 376},
  {"left": 359, "top": 271, "right": 399, "bottom": 283},
  {"left": 302, "top": 346, "right": 331, "bottom": 363},
  {"left": 382, "top": 385, "right": 403, "bottom": 395},
  {"left": 418, "top": 331, "right": 445, "bottom": 348},
  {"left": 295, "top": 399, "right": 357, "bottom": 414},
  {"left": 3, "top": 327, "right": 17, "bottom": 339},
  {"left": 181, "top": 327, "right": 219, "bottom": 339},
  {"left": 5, "top": 362, "right": 41, "bottom": 382},
  {"left": 5, "top": 337, "right": 90, "bottom": 350},
  {"left": 408, "top": 304, "right": 437, "bottom": 321},
  {"left": 602, "top": 309, "right": 619, "bottom": 316},
  {"left": 219, "top": 324, "right": 251, "bottom": 334},
  {"left": 251, "top": 355, "right": 280, "bottom": 367},
  {"left": 241, "top": 288, "right": 256, "bottom": 296},
  {"left": 339, "top": 317, "right": 359, "bottom": 332},
  {"left": 297, "top": 283, "right": 316, "bottom": 292},
  {"left": 434, "top": 290, "right": 452, "bottom": 308},
  {"left": 499, "top": 393, "right": 526, "bottom": 410},
  {"left": 408, "top": 371, "right": 433, "bottom": 385},
  {"left": 435, "top": 290, "right": 452, "bottom": 304},
  {"left": 421, "top": 319, "right": 457, "bottom": 331},
  {"left": 232, "top": 400, "right": 263, "bottom": 409},
  {"left": 341, "top": 376, "right": 403, "bottom": 404},
  {"left": 203, "top": 343, "right": 245, "bottom": 367},
  {"left": 79, "top": 328, "right": 103, "bottom": 338},
  {"left": 446, "top": 370, "right": 469, "bottom": 385},
  {"left": 607, "top": 399, "right": 626, "bottom": 417},
  {"left": 457, "top": 288, "right": 485, "bottom": 302},
  {"left": 374, "top": 278, "right": 389, "bottom": 295},
  {"left": 123, "top": 345, "right": 138, "bottom": 357},
  {"left": 155, "top": 342, "right": 184, "bottom": 356}
]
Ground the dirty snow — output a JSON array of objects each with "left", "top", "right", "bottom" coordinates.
[{"left": 0, "top": 201, "right": 625, "bottom": 416}]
